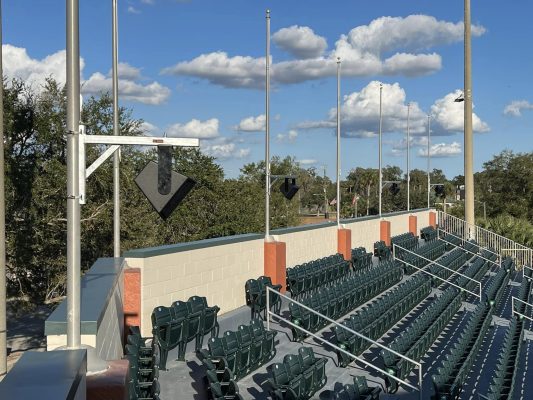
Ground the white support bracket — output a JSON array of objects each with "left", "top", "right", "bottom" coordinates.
[{"left": 78, "top": 125, "right": 200, "bottom": 204}]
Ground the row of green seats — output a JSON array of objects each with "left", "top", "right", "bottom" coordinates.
[
  {"left": 289, "top": 260, "right": 402, "bottom": 341},
  {"left": 486, "top": 317, "right": 525, "bottom": 400},
  {"left": 441, "top": 234, "right": 462, "bottom": 250},
  {"left": 431, "top": 302, "right": 492, "bottom": 400},
  {"left": 454, "top": 250, "right": 495, "bottom": 297},
  {"left": 269, "top": 347, "right": 328, "bottom": 400},
  {"left": 399, "top": 240, "right": 446, "bottom": 274},
  {"left": 245, "top": 275, "right": 282, "bottom": 320},
  {"left": 351, "top": 247, "right": 372, "bottom": 271},
  {"left": 391, "top": 232, "right": 419, "bottom": 252},
  {"left": 333, "top": 376, "right": 381, "bottom": 400},
  {"left": 151, "top": 296, "right": 220, "bottom": 369},
  {"left": 383, "top": 288, "right": 462, "bottom": 393},
  {"left": 199, "top": 319, "right": 277, "bottom": 381},
  {"left": 286, "top": 254, "right": 349, "bottom": 298},
  {"left": 428, "top": 247, "right": 472, "bottom": 287},
  {"left": 483, "top": 265, "right": 511, "bottom": 306},
  {"left": 334, "top": 275, "right": 431, "bottom": 367},
  {"left": 420, "top": 226, "right": 438, "bottom": 242},
  {"left": 373, "top": 240, "right": 391, "bottom": 260},
  {"left": 126, "top": 326, "right": 161, "bottom": 400}
]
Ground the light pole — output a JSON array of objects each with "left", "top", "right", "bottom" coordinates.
[
  {"left": 336, "top": 58, "right": 341, "bottom": 227},
  {"left": 427, "top": 115, "right": 431, "bottom": 208},
  {"left": 66, "top": 0, "right": 82, "bottom": 348},
  {"left": 378, "top": 83, "right": 383, "bottom": 216},
  {"left": 0, "top": 0, "right": 6, "bottom": 379},
  {"left": 112, "top": 0, "right": 120, "bottom": 257},
  {"left": 406, "top": 102, "right": 411, "bottom": 211},
  {"left": 264, "top": 9, "right": 271, "bottom": 240},
  {"left": 464, "top": 0, "right": 475, "bottom": 236}
]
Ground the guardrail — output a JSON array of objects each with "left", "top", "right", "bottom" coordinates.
[
  {"left": 266, "top": 286, "right": 423, "bottom": 399},
  {"left": 438, "top": 211, "right": 533, "bottom": 268},
  {"left": 437, "top": 230, "right": 501, "bottom": 269},
  {"left": 512, "top": 297, "right": 533, "bottom": 323},
  {"left": 392, "top": 244, "right": 482, "bottom": 300},
  {"left": 523, "top": 265, "right": 533, "bottom": 281}
]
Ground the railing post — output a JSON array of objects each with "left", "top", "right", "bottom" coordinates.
[{"left": 266, "top": 286, "right": 270, "bottom": 331}]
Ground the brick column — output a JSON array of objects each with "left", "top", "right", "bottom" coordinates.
[
  {"left": 124, "top": 268, "right": 141, "bottom": 342},
  {"left": 264, "top": 241, "right": 287, "bottom": 293},
  {"left": 380, "top": 220, "right": 391, "bottom": 246},
  {"left": 429, "top": 211, "right": 437, "bottom": 228},
  {"left": 337, "top": 229, "right": 352, "bottom": 261},
  {"left": 409, "top": 215, "right": 418, "bottom": 236}
]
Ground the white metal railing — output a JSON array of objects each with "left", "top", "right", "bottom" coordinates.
[
  {"left": 523, "top": 265, "right": 533, "bottom": 281},
  {"left": 393, "top": 244, "right": 482, "bottom": 299},
  {"left": 266, "top": 286, "right": 423, "bottom": 399},
  {"left": 437, "top": 228, "right": 502, "bottom": 268},
  {"left": 512, "top": 297, "right": 533, "bottom": 323},
  {"left": 438, "top": 211, "right": 533, "bottom": 268}
]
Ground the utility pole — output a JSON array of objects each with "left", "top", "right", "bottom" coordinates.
[
  {"left": 112, "top": 0, "right": 120, "bottom": 257},
  {"left": 264, "top": 10, "right": 271, "bottom": 240},
  {"left": 427, "top": 115, "right": 431, "bottom": 208},
  {"left": 378, "top": 83, "right": 383, "bottom": 217},
  {"left": 464, "top": 0, "right": 475, "bottom": 236},
  {"left": 0, "top": 0, "right": 7, "bottom": 379},
  {"left": 406, "top": 102, "right": 411, "bottom": 211},
  {"left": 336, "top": 58, "right": 341, "bottom": 227},
  {"left": 66, "top": 0, "right": 81, "bottom": 348}
]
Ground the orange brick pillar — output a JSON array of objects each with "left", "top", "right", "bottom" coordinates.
[
  {"left": 337, "top": 229, "right": 352, "bottom": 261},
  {"left": 380, "top": 220, "right": 391, "bottom": 246},
  {"left": 124, "top": 268, "right": 141, "bottom": 343},
  {"left": 409, "top": 215, "right": 417, "bottom": 236},
  {"left": 264, "top": 241, "right": 287, "bottom": 293},
  {"left": 429, "top": 211, "right": 437, "bottom": 228}
]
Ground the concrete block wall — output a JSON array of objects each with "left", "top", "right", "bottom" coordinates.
[{"left": 125, "top": 235, "right": 264, "bottom": 337}]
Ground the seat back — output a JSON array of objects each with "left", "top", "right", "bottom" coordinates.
[{"left": 283, "top": 354, "right": 303, "bottom": 378}]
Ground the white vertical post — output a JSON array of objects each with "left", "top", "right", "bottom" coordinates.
[
  {"left": 0, "top": 0, "right": 6, "bottom": 379},
  {"left": 406, "top": 102, "right": 411, "bottom": 211},
  {"left": 264, "top": 10, "right": 271, "bottom": 240},
  {"left": 427, "top": 115, "right": 431, "bottom": 208},
  {"left": 66, "top": 0, "right": 81, "bottom": 348},
  {"left": 112, "top": 0, "right": 120, "bottom": 257},
  {"left": 378, "top": 84, "right": 383, "bottom": 217},
  {"left": 336, "top": 58, "right": 341, "bottom": 227}
]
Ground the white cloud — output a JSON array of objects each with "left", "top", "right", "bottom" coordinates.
[
  {"left": 297, "top": 82, "right": 489, "bottom": 138},
  {"left": 297, "top": 159, "right": 318, "bottom": 166},
  {"left": 162, "top": 52, "right": 266, "bottom": 89},
  {"left": 201, "top": 137, "right": 250, "bottom": 160},
  {"left": 163, "top": 15, "right": 486, "bottom": 88},
  {"left": 272, "top": 25, "right": 327, "bottom": 59},
  {"left": 166, "top": 118, "right": 219, "bottom": 139},
  {"left": 430, "top": 90, "right": 489, "bottom": 134},
  {"left": 140, "top": 0, "right": 154, "bottom": 4},
  {"left": 418, "top": 142, "right": 462, "bottom": 157},
  {"left": 234, "top": 114, "right": 266, "bottom": 132},
  {"left": 503, "top": 100, "right": 533, "bottom": 117},
  {"left": 140, "top": 121, "right": 160, "bottom": 136},
  {"left": 2, "top": 44, "right": 170, "bottom": 105},
  {"left": 276, "top": 129, "right": 298, "bottom": 143},
  {"left": 83, "top": 72, "right": 170, "bottom": 105},
  {"left": 127, "top": 6, "right": 141, "bottom": 14}
]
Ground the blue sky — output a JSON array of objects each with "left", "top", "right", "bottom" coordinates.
[{"left": 3, "top": 0, "right": 533, "bottom": 179}]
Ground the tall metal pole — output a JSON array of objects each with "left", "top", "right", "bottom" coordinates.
[
  {"left": 66, "top": 0, "right": 81, "bottom": 348},
  {"left": 336, "top": 58, "right": 341, "bottom": 227},
  {"left": 406, "top": 102, "right": 411, "bottom": 212},
  {"left": 427, "top": 115, "right": 431, "bottom": 208},
  {"left": 112, "top": 0, "right": 120, "bottom": 257},
  {"left": 378, "top": 83, "right": 383, "bottom": 216},
  {"left": 464, "top": 0, "right": 475, "bottom": 234},
  {"left": 264, "top": 10, "right": 271, "bottom": 240},
  {"left": 0, "top": 0, "right": 7, "bottom": 379}
]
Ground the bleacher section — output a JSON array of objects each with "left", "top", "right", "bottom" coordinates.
[{"left": 148, "top": 230, "right": 533, "bottom": 400}]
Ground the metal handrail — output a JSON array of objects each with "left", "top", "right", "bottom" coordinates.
[
  {"left": 266, "top": 286, "right": 423, "bottom": 399},
  {"left": 393, "top": 244, "right": 482, "bottom": 298},
  {"left": 438, "top": 235, "right": 501, "bottom": 269},
  {"left": 394, "top": 255, "right": 481, "bottom": 299},
  {"left": 436, "top": 227, "right": 501, "bottom": 263},
  {"left": 523, "top": 265, "right": 533, "bottom": 281},
  {"left": 512, "top": 297, "right": 533, "bottom": 323}
]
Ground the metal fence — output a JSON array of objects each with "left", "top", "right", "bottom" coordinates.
[{"left": 437, "top": 211, "right": 533, "bottom": 269}]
